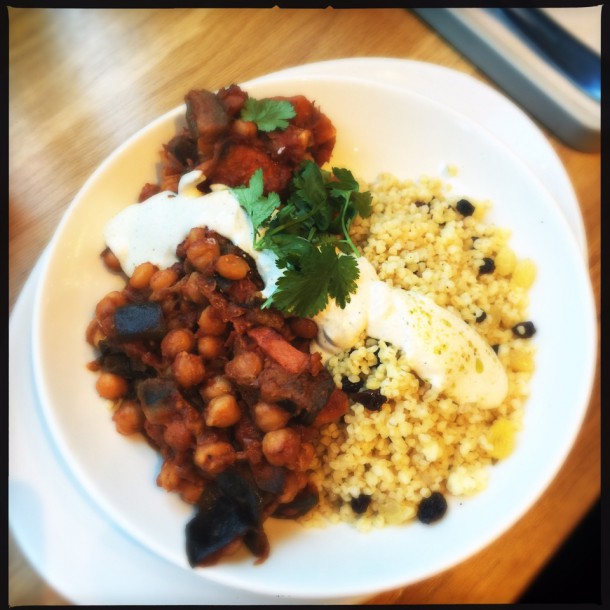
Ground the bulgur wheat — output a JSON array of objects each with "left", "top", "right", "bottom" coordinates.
[{"left": 302, "top": 173, "right": 536, "bottom": 531}]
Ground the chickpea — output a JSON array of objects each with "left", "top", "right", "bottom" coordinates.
[
  {"left": 112, "top": 399, "right": 144, "bottom": 435},
  {"left": 288, "top": 317, "right": 319, "bottom": 339},
  {"left": 231, "top": 119, "right": 257, "bottom": 138},
  {"left": 197, "top": 335, "right": 225, "bottom": 360},
  {"left": 278, "top": 470, "right": 309, "bottom": 504},
  {"left": 96, "top": 372, "right": 129, "bottom": 400},
  {"left": 179, "top": 482, "right": 205, "bottom": 505},
  {"left": 214, "top": 254, "right": 250, "bottom": 280},
  {"left": 163, "top": 420, "right": 193, "bottom": 451},
  {"left": 157, "top": 460, "right": 181, "bottom": 491},
  {"left": 86, "top": 319, "right": 105, "bottom": 348},
  {"left": 184, "top": 227, "right": 207, "bottom": 249},
  {"left": 101, "top": 247, "right": 122, "bottom": 272},
  {"left": 187, "top": 238, "right": 221, "bottom": 272},
  {"left": 150, "top": 268, "right": 179, "bottom": 292},
  {"left": 204, "top": 394, "right": 241, "bottom": 428},
  {"left": 225, "top": 351, "right": 263, "bottom": 384},
  {"left": 182, "top": 272, "right": 208, "bottom": 305},
  {"left": 262, "top": 428, "right": 302, "bottom": 469},
  {"left": 194, "top": 441, "right": 236, "bottom": 475},
  {"left": 161, "top": 328, "right": 195, "bottom": 359},
  {"left": 95, "top": 291, "right": 128, "bottom": 321},
  {"left": 129, "top": 262, "right": 157, "bottom": 290},
  {"left": 253, "top": 401, "right": 292, "bottom": 432},
  {"left": 198, "top": 305, "right": 227, "bottom": 336},
  {"left": 200, "top": 375, "right": 233, "bottom": 401},
  {"left": 172, "top": 352, "right": 205, "bottom": 388}
]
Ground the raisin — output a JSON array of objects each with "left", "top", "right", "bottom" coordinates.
[
  {"left": 512, "top": 321, "right": 536, "bottom": 339},
  {"left": 478, "top": 257, "right": 495, "bottom": 275},
  {"left": 475, "top": 310, "right": 487, "bottom": 323},
  {"left": 350, "top": 493, "right": 371, "bottom": 514},
  {"left": 351, "top": 389, "right": 386, "bottom": 411},
  {"left": 456, "top": 198, "right": 475, "bottom": 216},
  {"left": 417, "top": 492, "right": 448, "bottom": 524},
  {"left": 341, "top": 376, "right": 363, "bottom": 393}
]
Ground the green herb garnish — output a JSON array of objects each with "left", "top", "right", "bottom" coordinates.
[
  {"left": 232, "top": 168, "right": 281, "bottom": 239},
  {"left": 240, "top": 97, "right": 296, "bottom": 132},
  {"left": 231, "top": 161, "right": 372, "bottom": 317}
]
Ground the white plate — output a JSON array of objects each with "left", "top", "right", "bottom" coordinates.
[
  {"left": 31, "top": 73, "right": 596, "bottom": 600},
  {"left": 11, "top": 59, "right": 595, "bottom": 604}
]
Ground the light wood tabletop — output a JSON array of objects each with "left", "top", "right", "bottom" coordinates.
[{"left": 9, "top": 7, "right": 600, "bottom": 606}]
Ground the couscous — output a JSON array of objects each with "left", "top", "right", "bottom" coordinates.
[{"left": 303, "top": 172, "right": 536, "bottom": 531}]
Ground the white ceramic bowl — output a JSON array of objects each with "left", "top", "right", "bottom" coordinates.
[{"left": 31, "top": 74, "right": 597, "bottom": 600}]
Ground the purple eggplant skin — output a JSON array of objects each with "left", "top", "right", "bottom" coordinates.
[
  {"left": 272, "top": 482, "right": 319, "bottom": 519},
  {"left": 185, "top": 486, "right": 251, "bottom": 567},
  {"left": 185, "top": 467, "right": 272, "bottom": 567},
  {"left": 113, "top": 302, "right": 166, "bottom": 341},
  {"left": 136, "top": 378, "right": 177, "bottom": 425}
]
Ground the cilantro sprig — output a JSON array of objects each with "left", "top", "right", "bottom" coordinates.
[
  {"left": 240, "top": 97, "right": 296, "bottom": 132},
  {"left": 231, "top": 168, "right": 281, "bottom": 244},
  {"left": 231, "top": 162, "right": 372, "bottom": 317}
]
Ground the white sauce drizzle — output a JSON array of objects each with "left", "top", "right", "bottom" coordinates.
[{"left": 312, "top": 257, "right": 508, "bottom": 408}]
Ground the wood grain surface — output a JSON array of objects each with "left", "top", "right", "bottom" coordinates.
[{"left": 9, "top": 7, "right": 600, "bottom": 605}]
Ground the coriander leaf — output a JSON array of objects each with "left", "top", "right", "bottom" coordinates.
[
  {"left": 267, "top": 265, "right": 330, "bottom": 318},
  {"left": 240, "top": 97, "right": 296, "bottom": 132},
  {"left": 293, "top": 161, "right": 327, "bottom": 209},
  {"left": 329, "top": 167, "right": 359, "bottom": 193},
  {"left": 231, "top": 169, "right": 280, "bottom": 240},
  {"left": 266, "top": 244, "right": 360, "bottom": 317},
  {"left": 262, "top": 234, "right": 315, "bottom": 268},
  {"left": 327, "top": 252, "right": 359, "bottom": 309},
  {"left": 351, "top": 190, "right": 372, "bottom": 218}
]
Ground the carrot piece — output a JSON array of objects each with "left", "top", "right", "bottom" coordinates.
[
  {"left": 247, "top": 326, "right": 310, "bottom": 375},
  {"left": 313, "top": 388, "right": 349, "bottom": 426}
]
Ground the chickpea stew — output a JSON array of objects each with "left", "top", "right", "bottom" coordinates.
[{"left": 87, "top": 86, "right": 350, "bottom": 566}]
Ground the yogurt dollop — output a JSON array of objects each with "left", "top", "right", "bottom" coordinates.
[
  {"left": 312, "top": 257, "right": 508, "bottom": 408},
  {"left": 104, "top": 170, "right": 508, "bottom": 408},
  {"left": 104, "top": 171, "right": 282, "bottom": 298}
]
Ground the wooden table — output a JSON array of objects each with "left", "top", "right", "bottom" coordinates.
[{"left": 9, "top": 8, "right": 600, "bottom": 605}]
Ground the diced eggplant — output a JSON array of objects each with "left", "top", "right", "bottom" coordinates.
[
  {"left": 243, "top": 526, "right": 270, "bottom": 561},
  {"left": 97, "top": 340, "right": 151, "bottom": 380},
  {"left": 251, "top": 463, "right": 286, "bottom": 496},
  {"left": 257, "top": 362, "right": 336, "bottom": 425},
  {"left": 215, "top": 468, "right": 265, "bottom": 525},
  {"left": 185, "top": 486, "right": 251, "bottom": 568},
  {"left": 277, "top": 399, "right": 299, "bottom": 414},
  {"left": 113, "top": 302, "right": 165, "bottom": 341},
  {"left": 185, "top": 468, "right": 270, "bottom": 567},
  {"left": 165, "top": 134, "right": 198, "bottom": 167},
  {"left": 136, "top": 378, "right": 177, "bottom": 424},
  {"left": 272, "top": 482, "right": 319, "bottom": 519}
]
